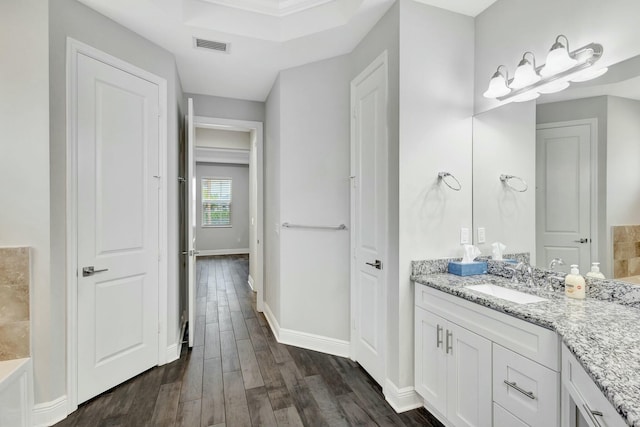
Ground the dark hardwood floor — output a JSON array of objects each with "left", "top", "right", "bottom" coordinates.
[{"left": 56, "top": 255, "right": 443, "bottom": 427}]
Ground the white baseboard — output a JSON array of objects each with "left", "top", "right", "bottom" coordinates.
[
  {"left": 196, "top": 248, "right": 249, "bottom": 256},
  {"left": 248, "top": 275, "right": 255, "bottom": 291},
  {"left": 166, "top": 319, "right": 187, "bottom": 363},
  {"left": 384, "top": 379, "right": 423, "bottom": 413},
  {"left": 33, "top": 395, "right": 68, "bottom": 427},
  {"left": 262, "top": 303, "right": 350, "bottom": 358}
]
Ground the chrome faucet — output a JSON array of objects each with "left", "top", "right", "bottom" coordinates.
[
  {"left": 548, "top": 257, "right": 565, "bottom": 271},
  {"left": 516, "top": 261, "right": 535, "bottom": 287}
]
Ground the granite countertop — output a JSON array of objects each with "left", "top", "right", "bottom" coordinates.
[{"left": 411, "top": 272, "right": 640, "bottom": 427}]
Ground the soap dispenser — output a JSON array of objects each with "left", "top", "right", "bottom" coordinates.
[
  {"left": 586, "top": 262, "right": 606, "bottom": 279},
  {"left": 565, "top": 265, "right": 586, "bottom": 299}
]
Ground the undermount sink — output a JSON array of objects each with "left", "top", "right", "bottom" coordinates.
[{"left": 465, "top": 284, "right": 548, "bottom": 304}]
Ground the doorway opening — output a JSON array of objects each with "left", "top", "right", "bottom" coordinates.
[{"left": 181, "top": 110, "right": 265, "bottom": 349}]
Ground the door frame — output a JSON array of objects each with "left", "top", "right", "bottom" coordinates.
[
  {"left": 536, "top": 118, "right": 599, "bottom": 268},
  {"left": 65, "top": 38, "right": 168, "bottom": 412},
  {"left": 349, "top": 51, "right": 389, "bottom": 379},
  {"left": 191, "top": 115, "right": 265, "bottom": 312}
]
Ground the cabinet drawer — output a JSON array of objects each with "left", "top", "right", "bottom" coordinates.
[
  {"left": 415, "top": 285, "right": 560, "bottom": 370},
  {"left": 562, "top": 345, "right": 627, "bottom": 427},
  {"left": 494, "top": 403, "right": 529, "bottom": 427},
  {"left": 493, "top": 344, "right": 559, "bottom": 427}
]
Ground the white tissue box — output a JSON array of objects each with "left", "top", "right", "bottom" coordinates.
[{"left": 448, "top": 261, "right": 487, "bottom": 276}]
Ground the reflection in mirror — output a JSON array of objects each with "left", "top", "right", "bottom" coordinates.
[{"left": 473, "top": 55, "right": 640, "bottom": 283}]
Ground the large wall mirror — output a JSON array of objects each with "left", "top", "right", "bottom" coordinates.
[{"left": 473, "top": 55, "right": 640, "bottom": 282}]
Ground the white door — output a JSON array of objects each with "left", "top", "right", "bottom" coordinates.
[
  {"left": 77, "top": 52, "right": 159, "bottom": 403},
  {"left": 415, "top": 308, "right": 447, "bottom": 415},
  {"left": 536, "top": 123, "right": 592, "bottom": 272},
  {"left": 186, "top": 98, "right": 197, "bottom": 347},
  {"left": 446, "top": 323, "right": 492, "bottom": 427},
  {"left": 350, "top": 52, "right": 388, "bottom": 386}
]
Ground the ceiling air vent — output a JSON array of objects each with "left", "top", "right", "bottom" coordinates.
[{"left": 193, "top": 37, "right": 230, "bottom": 54}]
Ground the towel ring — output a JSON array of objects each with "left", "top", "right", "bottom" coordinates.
[
  {"left": 500, "top": 174, "right": 528, "bottom": 192},
  {"left": 438, "top": 172, "right": 462, "bottom": 191}
]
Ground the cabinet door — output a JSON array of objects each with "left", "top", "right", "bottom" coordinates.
[
  {"left": 446, "top": 323, "right": 492, "bottom": 427},
  {"left": 415, "top": 307, "right": 447, "bottom": 415}
]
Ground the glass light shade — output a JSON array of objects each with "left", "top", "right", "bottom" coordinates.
[
  {"left": 537, "top": 80, "right": 571, "bottom": 94},
  {"left": 511, "top": 91, "right": 541, "bottom": 103},
  {"left": 540, "top": 46, "right": 578, "bottom": 77},
  {"left": 483, "top": 72, "right": 511, "bottom": 98},
  {"left": 511, "top": 60, "right": 541, "bottom": 89},
  {"left": 570, "top": 67, "right": 608, "bottom": 82}
]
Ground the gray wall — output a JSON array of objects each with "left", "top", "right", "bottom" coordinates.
[
  {"left": 0, "top": 0, "right": 51, "bottom": 402},
  {"left": 49, "top": 0, "right": 184, "bottom": 405},
  {"left": 396, "top": 0, "right": 475, "bottom": 389},
  {"left": 196, "top": 163, "right": 250, "bottom": 252},
  {"left": 186, "top": 93, "right": 265, "bottom": 122}
]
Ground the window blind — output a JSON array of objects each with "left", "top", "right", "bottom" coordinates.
[{"left": 202, "top": 177, "right": 232, "bottom": 226}]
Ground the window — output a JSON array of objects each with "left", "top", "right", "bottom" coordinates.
[{"left": 202, "top": 177, "right": 232, "bottom": 227}]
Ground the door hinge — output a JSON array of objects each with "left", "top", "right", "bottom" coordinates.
[
  {"left": 352, "top": 108, "right": 358, "bottom": 119},
  {"left": 353, "top": 248, "right": 357, "bottom": 259}
]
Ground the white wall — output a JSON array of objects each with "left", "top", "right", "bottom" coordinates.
[
  {"left": 0, "top": 0, "right": 51, "bottom": 403},
  {"left": 196, "top": 163, "right": 250, "bottom": 252},
  {"left": 264, "top": 76, "right": 282, "bottom": 321},
  {"left": 278, "top": 54, "right": 352, "bottom": 341},
  {"left": 396, "top": 0, "right": 475, "bottom": 388},
  {"left": 606, "top": 96, "right": 640, "bottom": 269},
  {"left": 49, "top": 0, "right": 183, "bottom": 406},
  {"left": 196, "top": 128, "right": 251, "bottom": 150},
  {"left": 473, "top": 102, "right": 536, "bottom": 261},
  {"left": 475, "top": 0, "right": 640, "bottom": 113}
]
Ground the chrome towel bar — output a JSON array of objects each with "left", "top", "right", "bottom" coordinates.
[{"left": 282, "top": 222, "right": 347, "bottom": 231}]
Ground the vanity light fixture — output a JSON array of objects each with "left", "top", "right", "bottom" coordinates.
[{"left": 483, "top": 34, "right": 606, "bottom": 102}]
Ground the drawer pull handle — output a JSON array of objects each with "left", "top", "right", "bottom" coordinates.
[
  {"left": 436, "top": 325, "right": 443, "bottom": 348},
  {"left": 583, "top": 403, "right": 604, "bottom": 427},
  {"left": 445, "top": 330, "right": 453, "bottom": 354},
  {"left": 503, "top": 380, "right": 535, "bottom": 400}
]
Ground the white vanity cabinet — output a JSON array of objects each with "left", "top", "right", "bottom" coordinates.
[
  {"left": 561, "top": 344, "right": 626, "bottom": 427},
  {"left": 415, "top": 284, "right": 561, "bottom": 427},
  {"left": 415, "top": 307, "right": 492, "bottom": 427}
]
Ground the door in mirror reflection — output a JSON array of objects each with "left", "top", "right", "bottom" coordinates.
[{"left": 536, "top": 122, "right": 592, "bottom": 273}]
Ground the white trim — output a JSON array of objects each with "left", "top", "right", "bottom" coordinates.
[
  {"left": 536, "top": 118, "right": 599, "bottom": 268},
  {"left": 349, "top": 50, "right": 389, "bottom": 380},
  {"left": 247, "top": 274, "right": 255, "bottom": 291},
  {"left": 166, "top": 343, "right": 181, "bottom": 363},
  {"left": 263, "top": 303, "right": 350, "bottom": 358},
  {"left": 65, "top": 37, "right": 169, "bottom": 412},
  {"left": 196, "top": 146, "right": 250, "bottom": 164},
  {"left": 32, "top": 395, "right": 68, "bottom": 427},
  {"left": 193, "top": 116, "right": 264, "bottom": 313},
  {"left": 196, "top": 248, "right": 250, "bottom": 256},
  {"left": 383, "top": 379, "right": 423, "bottom": 413}
]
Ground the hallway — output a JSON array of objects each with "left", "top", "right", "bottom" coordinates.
[{"left": 56, "top": 255, "right": 442, "bottom": 426}]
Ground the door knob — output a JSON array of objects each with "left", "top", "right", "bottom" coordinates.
[
  {"left": 82, "top": 266, "right": 109, "bottom": 277},
  {"left": 573, "top": 238, "right": 589, "bottom": 243},
  {"left": 365, "top": 260, "right": 383, "bottom": 270}
]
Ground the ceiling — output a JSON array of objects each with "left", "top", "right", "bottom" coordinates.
[{"left": 77, "top": 0, "right": 498, "bottom": 101}]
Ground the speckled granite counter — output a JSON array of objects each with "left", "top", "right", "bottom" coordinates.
[{"left": 411, "top": 270, "right": 640, "bottom": 427}]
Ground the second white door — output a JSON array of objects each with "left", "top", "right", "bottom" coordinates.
[
  {"left": 76, "top": 52, "right": 160, "bottom": 403},
  {"left": 536, "top": 122, "right": 593, "bottom": 272},
  {"left": 350, "top": 52, "right": 388, "bottom": 386}
]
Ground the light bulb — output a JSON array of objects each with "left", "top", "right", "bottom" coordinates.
[
  {"left": 510, "top": 53, "right": 541, "bottom": 89},
  {"left": 540, "top": 36, "right": 577, "bottom": 77},
  {"left": 483, "top": 67, "right": 511, "bottom": 98}
]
